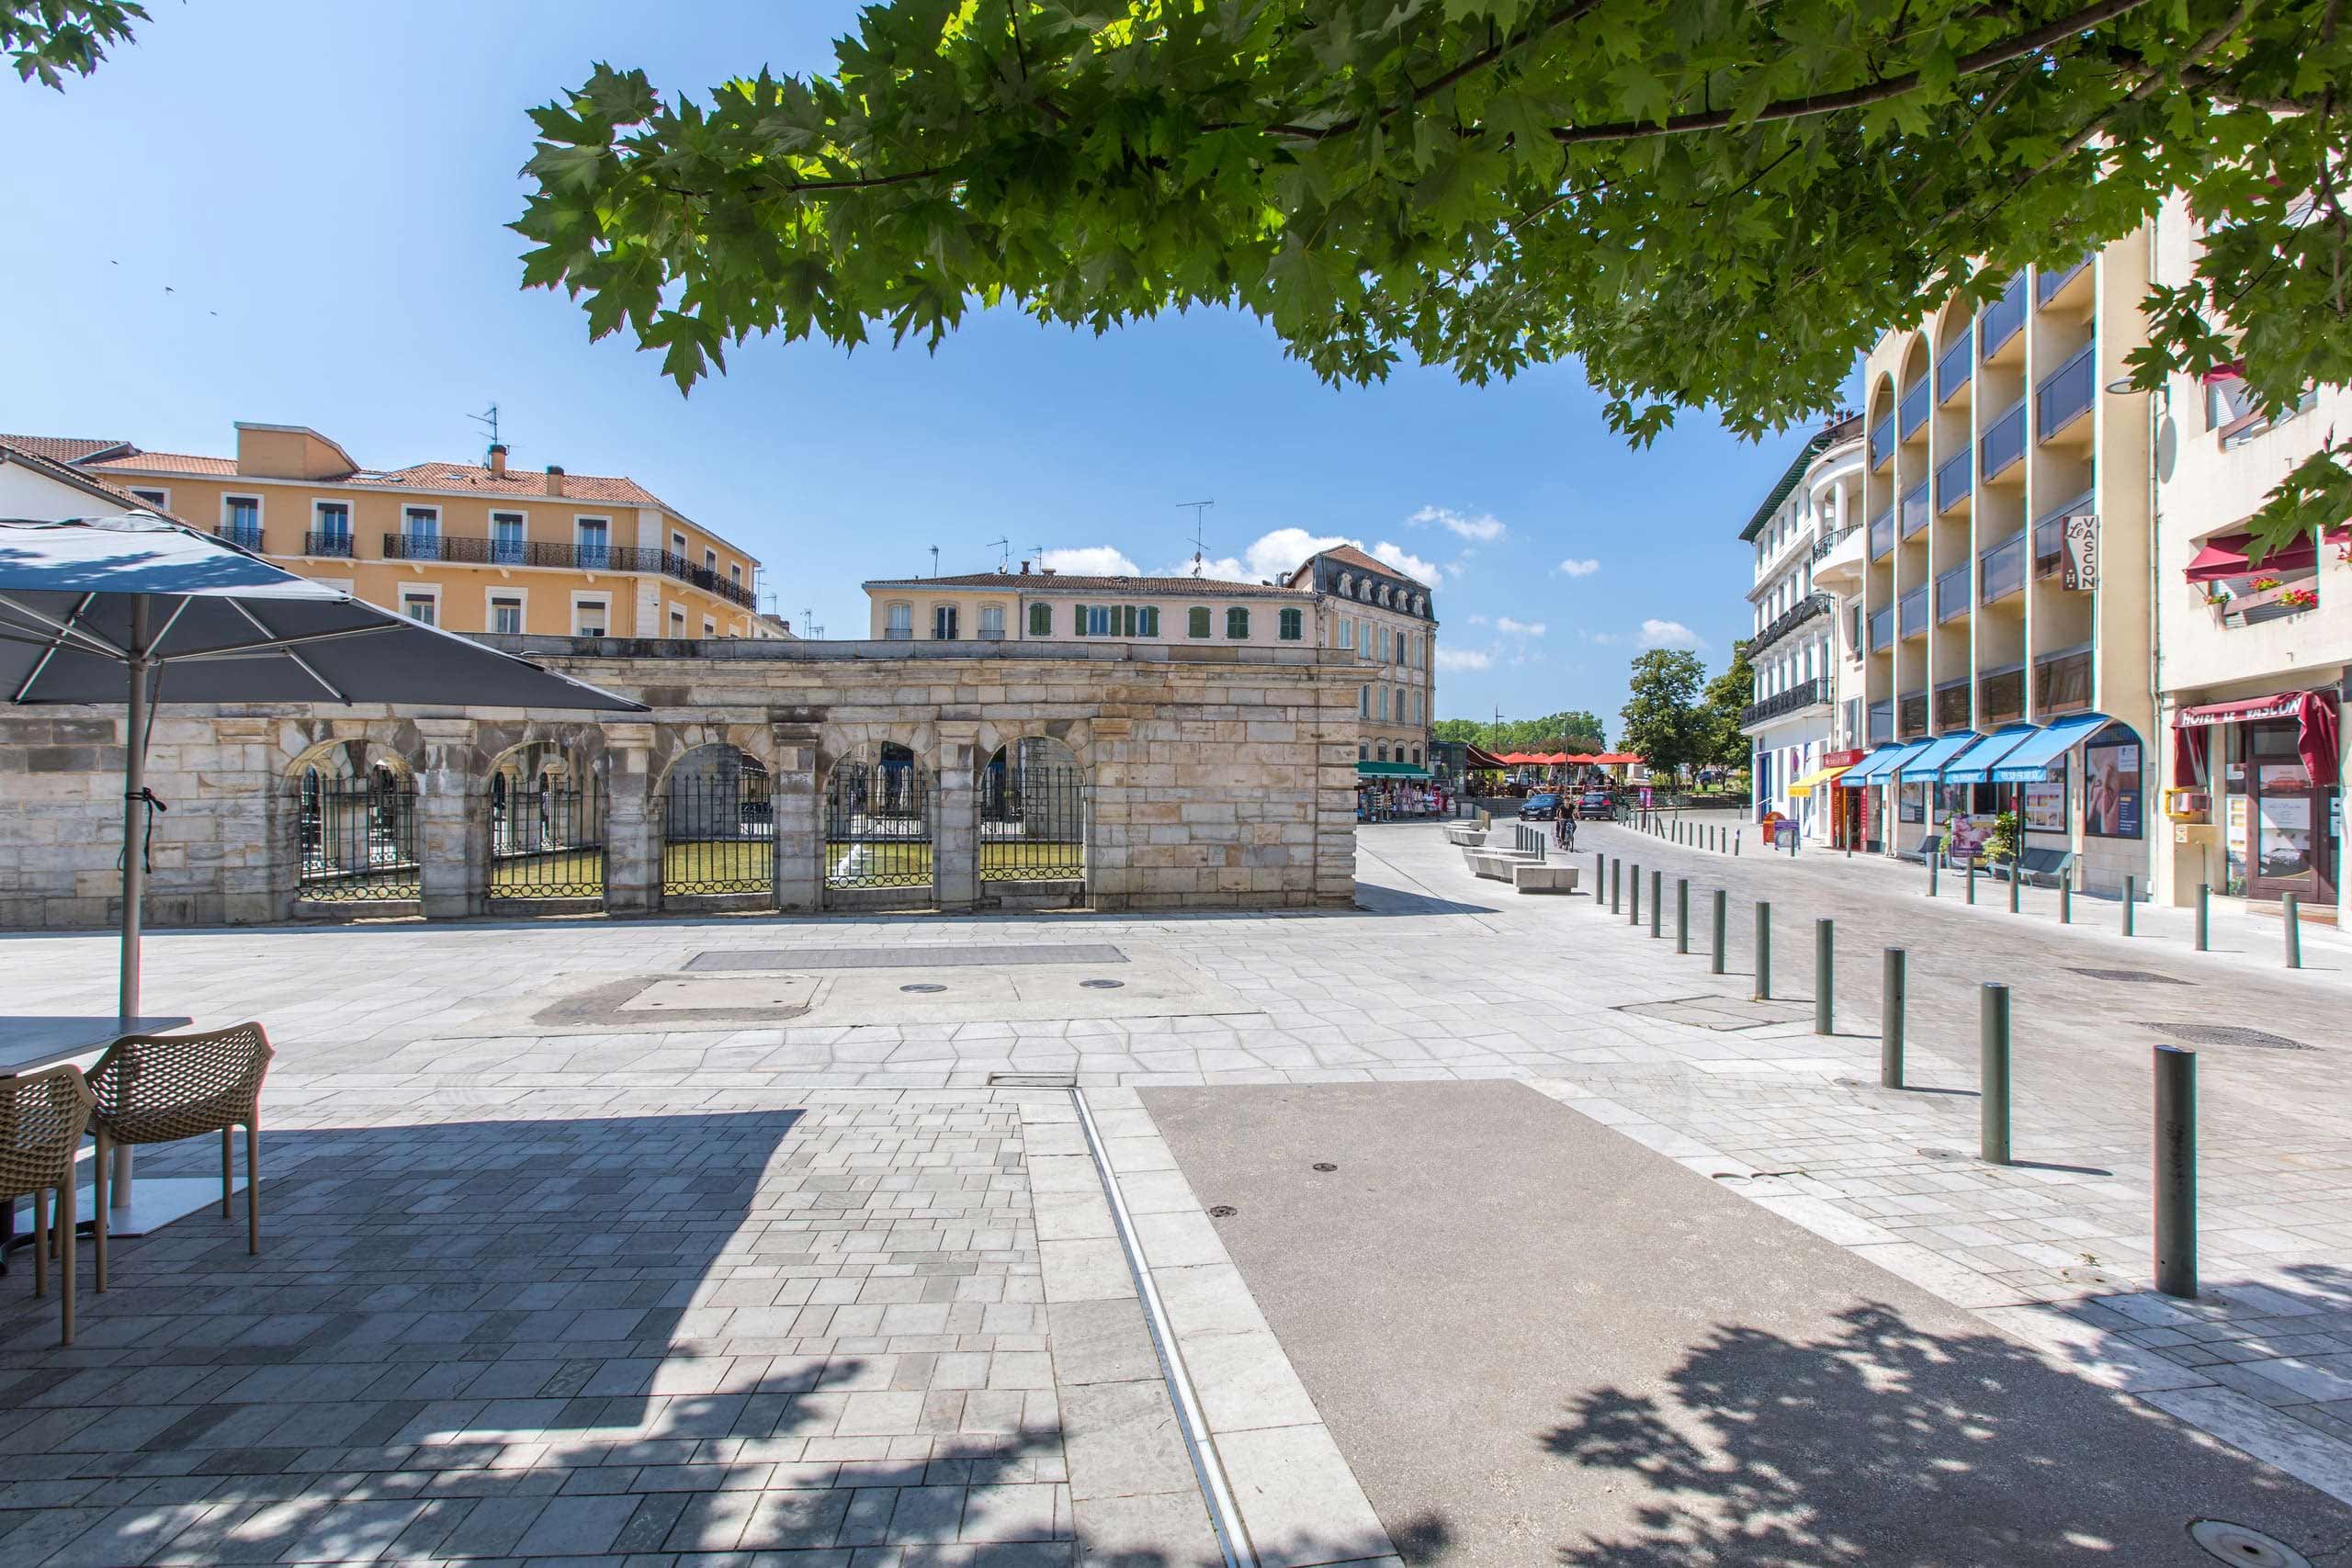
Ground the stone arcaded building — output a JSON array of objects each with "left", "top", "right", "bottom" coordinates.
[{"left": 0, "top": 637, "right": 1359, "bottom": 927}]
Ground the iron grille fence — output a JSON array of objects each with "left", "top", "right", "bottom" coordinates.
[
  {"left": 980, "top": 760, "right": 1085, "bottom": 882},
  {"left": 662, "top": 772, "right": 774, "bottom": 896},
  {"left": 824, "top": 760, "right": 933, "bottom": 889},
  {"left": 491, "top": 783, "right": 605, "bottom": 899},
  {"left": 293, "top": 775, "right": 419, "bottom": 901}
]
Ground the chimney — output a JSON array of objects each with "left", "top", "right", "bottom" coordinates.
[
  {"left": 1020, "top": 560, "right": 1031, "bottom": 575},
  {"left": 1041, "top": 567, "right": 1057, "bottom": 576},
  {"left": 488, "top": 443, "right": 508, "bottom": 477},
  {"left": 544, "top": 464, "right": 565, "bottom": 498}
]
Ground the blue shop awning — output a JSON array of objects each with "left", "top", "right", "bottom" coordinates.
[
  {"left": 1899, "top": 731, "right": 1983, "bottom": 781},
  {"left": 1940, "top": 724, "right": 2041, "bottom": 784},
  {"left": 1988, "top": 711, "right": 2113, "bottom": 782},
  {"left": 1837, "top": 740, "right": 1922, "bottom": 788}
]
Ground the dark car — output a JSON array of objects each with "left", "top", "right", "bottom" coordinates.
[
  {"left": 1578, "top": 788, "right": 1617, "bottom": 821},
  {"left": 1520, "top": 792, "right": 1561, "bottom": 821}
]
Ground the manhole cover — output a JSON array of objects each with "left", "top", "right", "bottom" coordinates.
[
  {"left": 1080, "top": 978, "right": 1125, "bottom": 989},
  {"left": 2069, "top": 967, "right": 2190, "bottom": 985},
  {"left": 2189, "top": 1519, "right": 2312, "bottom": 1567},
  {"left": 988, "top": 1072, "right": 1076, "bottom": 1088},
  {"left": 2141, "top": 1021, "right": 2312, "bottom": 1052},
  {"left": 1312, "top": 1162, "right": 1338, "bottom": 1172},
  {"left": 1208, "top": 1205, "right": 1238, "bottom": 1218},
  {"left": 899, "top": 983, "right": 948, "bottom": 994}
]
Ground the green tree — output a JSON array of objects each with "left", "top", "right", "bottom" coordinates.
[
  {"left": 1619, "top": 649, "right": 1707, "bottom": 782},
  {"left": 517, "top": 1, "right": 2352, "bottom": 553},
  {"left": 1699, "top": 641, "right": 1758, "bottom": 771},
  {"left": 1432, "top": 718, "right": 1487, "bottom": 746},
  {"left": 4, "top": 0, "right": 146, "bottom": 88}
]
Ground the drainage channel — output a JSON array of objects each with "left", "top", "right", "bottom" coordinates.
[{"left": 994, "top": 1071, "right": 1255, "bottom": 1567}]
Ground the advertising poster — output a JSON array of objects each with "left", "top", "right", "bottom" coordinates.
[
  {"left": 1945, "top": 813, "right": 1993, "bottom": 864},
  {"left": 1900, "top": 784, "right": 1925, "bottom": 824},
  {"left": 2022, "top": 775, "right": 2067, "bottom": 833},
  {"left": 2226, "top": 793, "right": 2249, "bottom": 892},
  {"left": 2084, "top": 739, "right": 2142, "bottom": 839}
]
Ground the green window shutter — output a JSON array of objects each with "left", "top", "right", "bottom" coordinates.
[
  {"left": 1122, "top": 604, "right": 1138, "bottom": 637},
  {"left": 1227, "top": 607, "right": 1249, "bottom": 639},
  {"left": 1073, "top": 603, "right": 1087, "bottom": 636},
  {"left": 1189, "top": 606, "right": 1210, "bottom": 637},
  {"left": 1141, "top": 606, "right": 1159, "bottom": 637}
]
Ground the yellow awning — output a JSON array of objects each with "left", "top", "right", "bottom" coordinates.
[{"left": 1787, "top": 764, "right": 1849, "bottom": 796}]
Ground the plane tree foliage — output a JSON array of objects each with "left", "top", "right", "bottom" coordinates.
[{"left": 512, "top": 0, "right": 2352, "bottom": 553}]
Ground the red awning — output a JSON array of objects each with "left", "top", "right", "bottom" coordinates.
[
  {"left": 2177, "top": 693, "right": 2312, "bottom": 727},
  {"left": 2183, "top": 532, "right": 2317, "bottom": 583},
  {"left": 2175, "top": 690, "right": 2339, "bottom": 788},
  {"left": 1461, "top": 744, "right": 1509, "bottom": 771},
  {"left": 1535, "top": 752, "right": 1569, "bottom": 765}
]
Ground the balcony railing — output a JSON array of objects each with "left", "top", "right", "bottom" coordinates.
[
  {"left": 978, "top": 627, "right": 1007, "bottom": 641},
  {"left": 1867, "top": 702, "right": 1894, "bottom": 745},
  {"left": 1935, "top": 449, "right": 1973, "bottom": 513},
  {"left": 2036, "top": 344, "right": 2096, "bottom": 441},
  {"left": 1741, "top": 676, "right": 1830, "bottom": 728},
  {"left": 1936, "top": 563, "right": 1972, "bottom": 622},
  {"left": 1979, "top": 273, "right": 2027, "bottom": 359},
  {"left": 1810, "top": 526, "right": 1851, "bottom": 564},
  {"left": 1980, "top": 664, "right": 2025, "bottom": 728},
  {"left": 1900, "top": 480, "right": 1930, "bottom": 538},
  {"left": 2032, "top": 488, "right": 2093, "bottom": 578},
  {"left": 1870, "top": 605, "right": 1895, "bottom": 651},
  {"left": 1898, "top": 691, "right": 1928, "bottom": 736},
  {"left": 882, "top": 626, "right": 914, "bottom": 639},
  {"left": 1980, "top": 397, "right": 2026, "bottom": 481},
  {"left": 1869, "top": 509, "right": 1894, "bottom": 559},
  {"left": 1747, "top": 591, "right": 1832, "bottom": 659},
  {"left": 1936, "top": 332, "right": 1973, "bottom": 401},
  {"left": 1898, "top": 378, "right": 1930, "bottom": 439},
  {"left": 215, "top": 523, "right": 263, "bottom": 552},
  {"left": 2033, "top": 644, "right": 2095, "bottom": 714},
  {"left": 376, "top": 536, "right": 758, "bottom": 606},
  {"left": 1980, "top": 532, "right": 2026, "bottom": 604},
  {"left": 2037, "top": 254, "right": 2091, "bottom": 306},
  {"left": 303, "top": 530, "right": 354, "bottom": 558},
  {"left": 1934, "top": 679, "right": 1973, "bottom": 731},
  {"left": 1869, "top": 414, "right": 1894, "bottom": 468},
  {"left": 1899, "top": 586, "right": 1928, "bottom": 637}
]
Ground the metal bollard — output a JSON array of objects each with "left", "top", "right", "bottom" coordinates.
[
  {"left": 2154, "top": 1045, "right": 2198, "bottom": 1298},
  {"left": 1815, "top": 919, "right": 1834, "bottom": 1035},
  {"left": 1630, "top": 864, "right": 1642, "bottom": 926},
  {"left": 1611, "top": 859, "right": 1621, "bottom": 914},
  {"left": 2061, "top": 872, "right": 2072, "bottom": 924},
  {"left": 1711, "top": 889, "right": 1728, "bottom": 975},
  {"left": 2123, "top": 874, "right": 2136, "bottom": 936},
  {"left": 1929, "top": 853, "right": 1939, "bottom": 898},
  {"left": 2285, "top": 893, "right": 2302, "bottom": 968},
  {"left": 2008, "top": 863, "right": 2020, "bottom": 913},
  {"left": 1881, "top": 948, "right": 1906, "bottom": 1089},
  {"left": 1595, "top": 851, "right": 1604, "bottom": 900},
  {"left": 1966, "top": 862, "right": 1976, "bottom": 905},
  {"left": 1735, "top": 831, "right": 1741, "bottom": 856},
  {"left": 1650, "top": 870, "right": 1662, "bottom": 939},
  {"left": 1980, "top": 983, "right": 2011, "bottom": 1165},
  {"left": 1753, "top": 901, "right": 1772, "bottom": 1001},
  {"left": 2195, "top": 883, "right": 2209, "bottom": 952},
  {"left": 1677, "top": 877, "right": 1690, "bottom": 954}
]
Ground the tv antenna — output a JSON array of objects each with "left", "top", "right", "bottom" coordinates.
[
  {"left": 929, "top": 546, "right": 941, "bottom": 578},
  {"left": 986, "top": 536, "right": 1010, "bottom": 572},
  {"left": 468, "top": 402, "right": 503, "bottom": 458},
  {"left": 1177, "top": 499, "right": 1214, "bottom": 576}
]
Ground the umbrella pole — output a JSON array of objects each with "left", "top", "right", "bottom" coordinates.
[{"left": 119, "top": 596, "right": 150, "bottom": 1033}]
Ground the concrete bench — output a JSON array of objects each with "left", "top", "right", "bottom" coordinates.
[
  {"left": 1465, "top": 849, "right": 1538, "bottom": 882},
  {"left": 1443, "top": 823, "right": 1488, "bottom": 848},
  {"left": 1513, "top": 863, "right": 1580, "bottom": 895}
]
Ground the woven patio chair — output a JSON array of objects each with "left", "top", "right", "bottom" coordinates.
[
  {"left": 86, "top": 1021, "right": 273, "bottom": 1290},
  {"left": 0, "top": 1066, "right": 96, "bottom": 1346}
]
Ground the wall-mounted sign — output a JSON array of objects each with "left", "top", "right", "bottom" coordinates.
[{"left": 2063, "top": 513, "right": 2099, "bottom": 591}]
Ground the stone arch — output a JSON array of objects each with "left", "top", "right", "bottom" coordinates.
[
  {"left": 481, "top": 730, "right": 607, "bottom": 904},
  {"left": 820, "top": 733, "right": 937, "bottom": 904},
  {"left": 656, "top": 740, "right": 773, "bottom": 899},
  {"left": 650, "top": 721, "right": 779, "bottom": 796},
  {"left": 978, "top": 732, "right": 1087, "bottom": 892},
  {"left": 282, "top": 734, "right": 422, "bottom": 906}
]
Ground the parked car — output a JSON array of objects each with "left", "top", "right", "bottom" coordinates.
[
  {"left": 1579, "top": 788, "right": 1617, "bottom": 821},
  {"left": 1520, "top": 793, "right": 1561, "bottom": 821}
]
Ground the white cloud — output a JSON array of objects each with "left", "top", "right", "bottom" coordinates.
[
  {"left": 1159, "top": 554, "right": 1248, "bottom": 581},
  {"left": 1041, "top": 546, "right": 1141, "bottom": 577},
  {"left": 1369, "top": 540, "right": 1443, "bottom": 583},
  {"left": 1464, "top": 613, "right": 1489, "bottom": 626},
  {"left": 1496, "top": 616, "right": 1545, "bottom": 637},
  {"left": 1636, "top": 618, "right": 1705, "bottom": 650},
  {"left": 1435, "top": 646, "right": 1493, "bottom": 671},
  {"left": 1411, "top": 505, "right": 1506, "bottom": 544},
  {"left": 1557, "top": 557, "right": 1600, "bottom": 578},
  {"left": 1227, "top": 527, "right": 1350, "bottom": 582}
]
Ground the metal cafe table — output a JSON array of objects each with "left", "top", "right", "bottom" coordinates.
[{"left": 0, "top": 1015, "right": 216, "bottom": 1264}]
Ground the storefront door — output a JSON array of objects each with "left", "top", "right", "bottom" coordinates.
[{"left": 2246, "top": 720, "right": 2337, "bottom": 904}]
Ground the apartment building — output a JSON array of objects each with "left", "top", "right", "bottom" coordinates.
[
  {"left": 1832, "top": 236, "right": 2156, "bottom": 895},
  {"left": 14, "top": 423, "right": 771, "bottom": 640},
  {"left": 862, "top": 543, "right": 1439, "bottom": 767},
  {"left": 2147, "top": 192, "right": 2348, "bottom": 921},
  {"left": 1738, "top": 414, "right": 1866, "bottom": 843}
]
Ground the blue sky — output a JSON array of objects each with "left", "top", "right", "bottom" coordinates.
[{"left": 0, "top": 0, "right": 1835, "bottom": 736}]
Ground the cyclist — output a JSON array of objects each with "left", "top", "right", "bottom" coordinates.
[{"left": 1556, "top": 795, "right": 1579, "bottom": 852}]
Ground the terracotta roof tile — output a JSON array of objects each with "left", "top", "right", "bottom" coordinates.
[
  {"left": 83, "top": 451, "right": 240, "bottom": 476},
  {"left": 354, "top": 462, "right": 669, "bottom": 508},
  {"left": 1317, "top": 543, "right": 1429, "bottom": 582},
  {"left": 863, "top": 570, "right": 1312, "bottom": 598},
  {"left": 0, "top": 434, "right": 131, "bottom": 464},
  {"left": 0, "top": 439, "right": 187, "bottom": 520}
]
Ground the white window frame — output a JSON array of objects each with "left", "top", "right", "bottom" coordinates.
[
  {"left": 704, "top": 547, "right": 718, "bottom": 574},
  {"left": 1340, "top": 618, "right": 1355, "bottom": 650},
  {"left": 1359, "top": 685, "right": 1370, "bottom": 718},
  {"left": 703, "top": 615, "right": 718, "bottom": 637},
  {"left": 933, "top": 604, "right": 960, "bottom": 639},
  {"left": 979, "top": 602, "right": 1007, "bottom": 637},
  {"left": 669, "top": 604, "right": 688, "bottom": 637},
  {"left": 126, "top": 485, "right": 170, "bottom": 510},
  {"left": 886, "top": 601, "right": 914, "bottom": 637},
  {"left": 399, "top": 583, "right": 443, "bottom": 626},
  {"left": 307, "top": 498, "right": 352, "bottom": 555},
  {"left": 486, "top": 588, "right": 527, "bottom": 636},
  {"left": 221, "top": 493, "right": 264, "bottom": 536},
  {"left": 671, "top": 530, "right": 688, "bottom": 559},
  {"left": 571, "top": 592, "right": 612, "bottom": 637}
]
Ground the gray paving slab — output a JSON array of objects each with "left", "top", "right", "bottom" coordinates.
[{"left": 1145, "top": 1079, "right": 2352, "bottom": 1565}]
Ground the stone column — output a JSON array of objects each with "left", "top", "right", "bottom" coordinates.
[
  {"left": 933, "top": 721, "right": 980, "bottom": 912},
  {"left": 604, "top": 721, "right": 659, "bottom": 916},
  {"left": 771, "top": 724, "right": 820, "bottom": 913},
  {"left": 416, "top": 717, "right": 485, "bottom": 919},
  {"left": 1088, "top": 718, "right": 1135, "bottom": 909}
]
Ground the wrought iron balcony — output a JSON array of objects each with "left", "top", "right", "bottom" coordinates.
[
  {"left": 882, "top": 626, "right": 914, "bottom": 639},
  {"left": 1747, "top": 591, "right": 1832, "bottom": 659},
  {"left": 373, "top": 536, "right": 758, "bottom": 606},
  {"left": 1741, "top": 676, "right": 1830, "bottom": 728},
  {"left": 302, "top": 530, "right": 354, "bottom": 558},
  {"left": 215, "top": 523, "right": 263, "bottom": 552}
]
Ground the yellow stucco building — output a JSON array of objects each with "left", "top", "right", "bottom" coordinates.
[{"left": 9, "top": 423, "right": 773, "bottom": 640}]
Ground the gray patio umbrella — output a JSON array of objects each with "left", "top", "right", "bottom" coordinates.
[{"left": 0, "top": 513, "right": 646, "bottom": 1029}]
